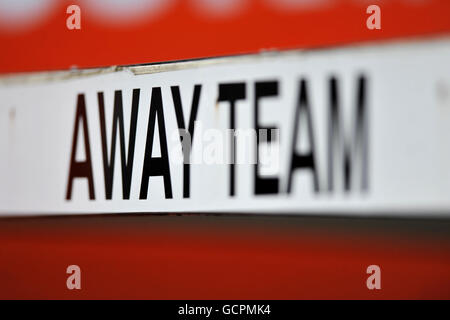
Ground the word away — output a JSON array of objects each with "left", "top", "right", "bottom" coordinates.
[{"left": 66, "top": 76, "right": 368, "bottom": 201}]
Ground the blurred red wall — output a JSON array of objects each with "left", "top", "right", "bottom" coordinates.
[
  {"left": 0, "top": 0, "right": 449, "bottom": 74},
  {"left": 1, "top": 215, "right": 450, "bottom": 299},
  {"left": 1, "top": 0, "right": 449, "bottom": 299}
]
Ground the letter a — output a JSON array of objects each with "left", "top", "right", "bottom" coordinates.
[
  {"left": 366, "top": 5, "right": 381, "bottom": 30},
  {"left": 66, "top": 5, "right": 81, "bottom": 30},
  {"left": 66, "top": 94, "right": 95, "bottom": 200},
  {"left": 366, "top": 265, "right": 381, "bottom": 290},
  {"left": 66, "top": 265, "right": 81, "bottom": 290}
]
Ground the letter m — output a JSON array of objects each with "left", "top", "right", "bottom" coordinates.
[{"left": 327, "top": 76, "right": 368, "bottom": 192}]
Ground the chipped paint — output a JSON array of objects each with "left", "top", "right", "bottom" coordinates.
[{"left": 1, "top": 35, "right": 448, "bottom": 86}]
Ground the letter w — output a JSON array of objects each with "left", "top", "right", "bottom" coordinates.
[{"left": 98, "top": 89, "right": 140, "bottom": 199}]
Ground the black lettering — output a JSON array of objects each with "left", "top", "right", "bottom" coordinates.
[
  {"left": 66, "top": 94, "right": 95, "bottom": 200},
  {"left": 254, "top": 81, "right": 279, "bottom": 195},
  {"left": 140, "top": 87, "right": 173, "bottom": 199},
  {"left": 287, "top": 79, "right": 319, "bottom": 193},
  {"left": 328, "top": 76, "right": 368, "bottom": 192},
  {"left": 98, "top": 89, "right": 140, "bottom": 199},
  {"left": 171, "top": 85, "right": 201, "bottom": 198},
  {"left": 217, "top": 83, "right": 246, "bottom": 196}
]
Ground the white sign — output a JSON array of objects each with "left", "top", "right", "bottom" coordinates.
[{"left": 1, "top": 38, "right": 450, "bottom": 216}]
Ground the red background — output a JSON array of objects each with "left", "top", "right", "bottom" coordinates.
[
  {"left": 0, "top": 0, "right": 450, "bottom": 74},
  {"left": 1, "top": 215, "right": 449, "bottom": 299},
  {"left": 0, "top": 0, "right": 449, "bottom": 299}
]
